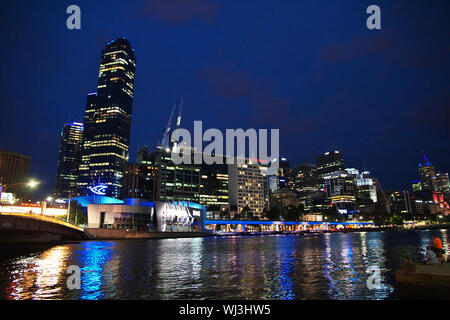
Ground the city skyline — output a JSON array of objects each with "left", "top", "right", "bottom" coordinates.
[{"left": 1, "top": 1, "right": 449, "bottom": 199}]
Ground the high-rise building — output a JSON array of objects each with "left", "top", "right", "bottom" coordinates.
[
  {"left": 345, "top": 169, "right": 377, "bottom": 204},
  {"left": 228, "top": 158, "right": 267, "bottom": 217},
  {"left": 200, "top": 162, "right": 229, "bottom": 210},
  {"left": 268, "top": 157, "right": 290, "bottom": 192},
  {"left": 293, "top": 163, "right": 318, "bottom": 193},
  {"left": 316, "top": 151, "right": 344, "bottom": 185},
  {"left": 151, "top": 148, "right": 201, "bottom": 203},
  {"left": 324, "top": 171, "right": 356, "bottom": 204},
  {"left": 0, "top": 150, "right": 31, "bottom": 201},
  {"left": 387, "top": 190, "right": 412, "bottom": 215},
  {"left": 277, "top": 157, "right": 290, "bottom": 189},
  {"left": 54, "top": 122, "right": 84, "bottom": 198},
  {"left": 418, "top": 152, "right": 437, "bottom": 191},
  {"left": 323, "top": 170, "right": 358, "bottom": 215},
  {"left": 436, "top": 172, "right": 450, "bottom": 201},
  {"left": 411, "top": 152, "right": 450, "bottom": 216},
  {"left": 412, "top": 180, "right": 422, "bottom": 192},
  {"left": 121, "top": 163, "right": 157, "bottom": 200},
  {"left": 121, "top": 146, "right": 157, "bottom": 200},
  {"left": 78, "top": 38, "right": 136, "bottom": 198}
]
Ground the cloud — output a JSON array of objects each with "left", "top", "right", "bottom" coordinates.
[
  {"left": 320, "top": 32, "right": 395, "bottom": 65},
  {"left": 197, "top": 63, "right": 292, "bottom": 125},
  {"left": 197, "top": 62, "right": 319, "bottom": 140},
  {"left": 412, "top": 91, "right": 450, "bottom": 135},
  {"left": 138, "top": 0, "right": 220, "bottom": 25},
  {"left": 197, "top": 64, "right": 254, "bottom": 99}
]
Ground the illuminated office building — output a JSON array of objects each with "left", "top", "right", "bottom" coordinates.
[
  {"left": 268, "top": 157, "right": 291, "bottom": 192},
  {"left": 388, "top": 190, "right": 412, "bottom": 215},
  {"left": 121, "top": 147, "right": 157, "bottom": 200},
  {"left": 199, "top": 162, "right": 229, "bottom": 210},
  {"left": 412, "top": 180, "right": 422, "bottom": 192},
  {"left": 54, "top": 122, "right": 84, "bottom": 198},
  {"left": 121, "top": 163, "right": 157, "bottom": 200},
  {"left": 277, "top": 157, "right": 290, "bottom": 189},
  {"left": 316, "top": 151, "right": 344, "bottom": 186},
  {"left": 151, "top": 148, "right": 201, "bottom": 203},
  {"left": 345, "top": 168, "right": 377, "bottom": 204},
  {"left": 0, "top": 150, "right": 31, "bottom": 201},
  {"left": 436, "top": 172, "right": 450, "bottom": 201},
  {"left": 293, "top": 163, "right": 318, "bottom": 193},
  {"left": 228, "top": 158, "right": 267, "bottom": 217},
  {"left": 324, "top": 170, "right": 358, "bottom": 215},
  {"left": 78, "top": 38, "right": 136, "bottom": 198},
  {"left": 418, "top": 152, "right": 437, "bottom": 191},
  {"left": 324, "top": 171, "right": 356, "bottom": 203}
]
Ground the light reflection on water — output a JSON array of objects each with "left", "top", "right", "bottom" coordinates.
[{"left": 0, "top": 230, "right": 448, "bottom": 300}]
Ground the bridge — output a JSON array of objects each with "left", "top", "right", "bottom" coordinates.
[{"left": 0, "top": 212, "right": 88, "bottom": 243}]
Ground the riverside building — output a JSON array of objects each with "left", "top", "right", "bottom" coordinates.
[{"left": 78, "top": 38, "right": 136, "bottom": 198}]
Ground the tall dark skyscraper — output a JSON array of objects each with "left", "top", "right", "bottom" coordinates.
[
  {"left": 78, "top": 38, "right": 136, "bottom": 198},
  {"left": 0, "top": 150, "right": 31, "bottom": 201},
  {"left": 54, "top": 122, "right": 84, "bottom": 198},
  {"left": 316, "top": 150, "right": 344, "bottom": 183}
]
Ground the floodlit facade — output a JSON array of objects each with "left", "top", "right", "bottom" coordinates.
[
  {"left": 228, "top": 158, "right": 267, "bottom": 217},
  {"left": 87, "top": 200, "right": 205, "bottom": 232},
  {"left": 78, "top": 38, "right": 136, "bottom": 198}
]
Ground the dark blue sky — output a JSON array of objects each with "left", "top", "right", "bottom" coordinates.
[{"left": 1, "top": 0, "right": 449, "bottom": 199}]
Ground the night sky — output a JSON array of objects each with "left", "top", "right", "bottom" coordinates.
[{"left": 1, "top": 0, "right": 449, "bottom": 199}]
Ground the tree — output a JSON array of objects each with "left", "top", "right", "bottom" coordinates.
[
  {"left": 233, "top": 212, "right": 242, "bottom": 220},
  {"left": 389, "top": 214, "right": 404, "bottom": 226},
  {"left": 373, "top": 215, "right": 387, "bottom": 226},
  {"left": 281, "top": 205, "right": 301, "bottom": 221},
  {"left": 68, "top": 201, "right": 86, "bottom": 226},
  {"left": 264, "top": 207, "right": 280, "bottom": 221},
  {"left": 242, "top": 205, "right": 252, "bottom": 220},
  {"left": 220, "top": 208, "right": 230, "bottom": 220}
]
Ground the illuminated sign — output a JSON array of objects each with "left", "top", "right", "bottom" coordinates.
[
  {"left": 1, "top": 192, "right": 13, "bottom": 201},
  {"left": 89, "top": 185, "right": 108, "bottom": 195}
]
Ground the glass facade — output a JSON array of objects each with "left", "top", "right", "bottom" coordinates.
[
  {"left": 55, "top": 122, "right": 84, "bottom": 198},
  {"left": 316, "top": 150, "right": 344, "bottom": 187},
  {"left": 78, "top": 38, "right": 136, "bottom": 198}
]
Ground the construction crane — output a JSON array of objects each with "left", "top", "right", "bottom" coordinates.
[
  {"left": 159, "top": 94, "right": 184, "bottom": 151},
  {"left": 176, "top": 94, "right": 183, "bottom": 129}
]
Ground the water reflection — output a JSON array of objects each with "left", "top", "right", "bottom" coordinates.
[
  {"left": 77, "top": 241, "right": 116, "bottom": 300},
  {"left": 0, "top": 229, "right": 448, "bottom": 300},
  {"left": 3, "top": 246, "right": 70, "bottom": 300}
]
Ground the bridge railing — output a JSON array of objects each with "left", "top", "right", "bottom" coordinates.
[{"left": 0, "top": 212, "right": 84, "bottom": 231}]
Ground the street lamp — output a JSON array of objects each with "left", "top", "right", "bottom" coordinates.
[
  {"left": 1, "top": 179, "right": 39, "bottom": 191},
  {"left": 27, "top": 180, "right": 39, "bottom": 188}
]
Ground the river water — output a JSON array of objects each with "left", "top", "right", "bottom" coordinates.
[{"left": 0, "top": 229, "right": 448, "bottom": 300}]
